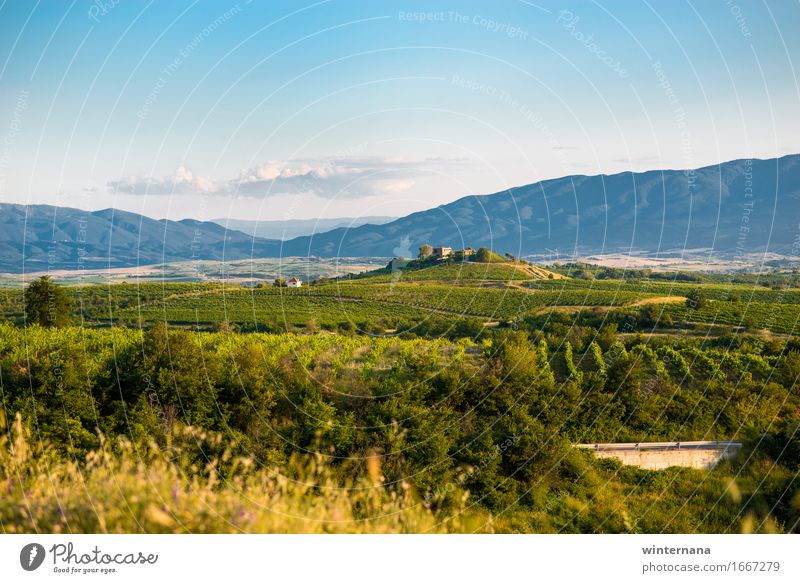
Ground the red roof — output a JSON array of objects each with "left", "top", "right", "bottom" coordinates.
[{"left": 288, "top": 277, "right": 301, "bottom": 282}]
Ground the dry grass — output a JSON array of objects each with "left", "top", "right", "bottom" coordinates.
[{"left": 0, "top": 413, "right": 491, "bottom": 534}]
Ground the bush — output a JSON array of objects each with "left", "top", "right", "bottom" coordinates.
[{"left": 686, "top": 288, "right": 707, "bottom": 310}]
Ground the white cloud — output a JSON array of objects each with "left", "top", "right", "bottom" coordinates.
[
  {"left": 108, "top": 157, "right": 464, "bottom": 199},
  {"left": 109, "top": 165, "right": 217, "bottom": 195},
  {"left": 230, "top": 157, "right": 438, "bottom": 199}
]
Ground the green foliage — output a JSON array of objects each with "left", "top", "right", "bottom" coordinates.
[
  {"left": 23, "top": 276, "right": 72, "bottom": 327},
  {"left": 474, "top": 247, "right": 507, "bottom": 263},
  {"left": 0, "top": 412, "right": 488, "bottom": 533},
  {"left": 686, "top": 288, "right": 707, "bottom": 310},
  {"left": 564, "top": 341, "right": 582, "bottom": 382},
  {"left": 589, "top": 341, "right": 605, "bottom": 375},
  {"left": 1, "top": 321, "right": 799, "bottom": 532}
]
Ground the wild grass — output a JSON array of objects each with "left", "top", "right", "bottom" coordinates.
[{"left": 0, "top": 412, "right": 490, "bottom": 534}]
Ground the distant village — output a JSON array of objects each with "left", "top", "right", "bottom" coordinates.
[{"left": 240, "top": 276, "right": 303, "bottom": 288}]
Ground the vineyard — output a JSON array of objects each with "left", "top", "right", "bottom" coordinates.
[
  {"left": 5, "top": 266, "right": 800, "bottom": 338},
  {"left": 1, "top": 278, "right": 668, "bottom": 330},
  {"left": 532, "top": 277, "right": 800, "bottom": 304},
  {"left": 357, "top": 261, "right": 559, "bottom": 284},
  {"left": 662, "top": 300, "right": 800, "bottom": 334}
]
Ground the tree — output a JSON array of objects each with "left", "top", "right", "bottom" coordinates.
[
  {"left": 596, "top": 324, "right": 618, "bottom": 351},
  {"left": 24, "top": 276, "right": 71, "bottom": 327},
  {"left": 778, "top": 351, "right": 800, "bottom": 388},
  {"left": 638, "top": 304, "right": 660, "bottom": 329},
  {"left": 686, "top": 288, "right": 707, "bottom": 310},
  {"left": 418, "top": 244, "right": 433, "bottom": 259},
  {"left": 273, "top": 277, "right": 287, "bottom": 287},
  {"left": 475, "top": 247, "right": 492, "bottom": 262}
]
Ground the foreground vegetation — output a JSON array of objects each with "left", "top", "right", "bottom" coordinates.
[
  {"left": 1, "top": 318, "right": 798, "bottom": 533},
  {"left": 1, "top": 412, "right": 481, "bottom": 534}
]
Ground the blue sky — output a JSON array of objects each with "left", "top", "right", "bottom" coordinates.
[{"left": 0, "top": 0, "right": 798, "bottom": 221}]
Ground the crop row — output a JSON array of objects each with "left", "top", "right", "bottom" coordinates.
[
  {"left": 532, "top": 278, "right": 800, "bottom": 304},
  {"left": 662, "top": 300, "right": 800, "bottom": 334}
]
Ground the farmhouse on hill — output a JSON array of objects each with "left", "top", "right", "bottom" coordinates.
[{"left": 431, "top": 246, "right": 453, "bottom": 259}]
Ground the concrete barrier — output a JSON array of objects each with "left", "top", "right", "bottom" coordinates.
[{"left": 574, "top": 441, "right": 742, "bottom": 470}]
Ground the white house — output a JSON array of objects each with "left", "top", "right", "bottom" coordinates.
[{"left": 287, "top": 277, "right": 303, "bottom": 288}]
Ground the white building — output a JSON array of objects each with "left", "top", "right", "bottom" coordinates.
[{"left": 287, "top": 277, "right": 303, "bottom": 288}]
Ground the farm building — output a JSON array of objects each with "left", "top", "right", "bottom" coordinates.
[
  {"left": 287, "top": 277, "right": 303, "bottom": 288},
  {"left": 432, "top": 246, "right": 453, "bottom": 259}
]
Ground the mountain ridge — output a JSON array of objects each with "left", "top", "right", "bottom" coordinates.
[
  {"left": 270, "top": 153, "right": 800, "bottom": 259},
  {"left": 0, "top": 203, "right": 279, "bottom": 273},
  {"left": 210, "top": 216, "right": 396, "bottom": 241},
  {"left": 1, "top": 154, "right": 798, "bottom": 273}
]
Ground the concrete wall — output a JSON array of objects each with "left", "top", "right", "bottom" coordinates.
[{"left": 575, "top": 441, "right": 742, "bottom": 470}]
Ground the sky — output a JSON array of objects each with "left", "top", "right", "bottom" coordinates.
[{"left": 0, "top": 0, "right": 798, "bottom": 222}]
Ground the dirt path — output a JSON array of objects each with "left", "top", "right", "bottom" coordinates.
[{"left": 514, "top": 263, "right": 566, "bottom": 280}]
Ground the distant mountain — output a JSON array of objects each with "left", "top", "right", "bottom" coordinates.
[
  {"left": 0, "top": 204, "right": 276, "bottom": 273},
  {"left": 270, "top": 154, "right": 800, "bottom": 260},
  {"left": 211, "top": 216, "right": 396, "bottom": 240},
  {"left": 2, "top": 155, "right": 798, "bottom": 273}
]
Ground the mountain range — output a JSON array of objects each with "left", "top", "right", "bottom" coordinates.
[
  {"left": 1, "top": 154, "right": 798, "bottom": 273},
  {"left": 210, "top": 216, "right": 396, "bottom": 241}
]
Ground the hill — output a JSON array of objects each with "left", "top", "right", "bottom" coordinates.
[
  {"left": 352, "top": 255, "right": 564, "bottom": 284},
  {"left": 270, "top": 154, "right": 800, "bottom": 258}
]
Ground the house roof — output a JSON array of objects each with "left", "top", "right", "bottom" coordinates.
[{"left": 288, "top": 277, "right": 301, "bottom": 282}]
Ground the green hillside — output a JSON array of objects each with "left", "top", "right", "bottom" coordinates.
[{"left": 353, "top": 260, "right": 561, "bottom": 284}]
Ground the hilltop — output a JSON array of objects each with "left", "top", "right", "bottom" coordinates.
[{"left": 341, "top": 245, "right": 564, "bottom": 284}]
